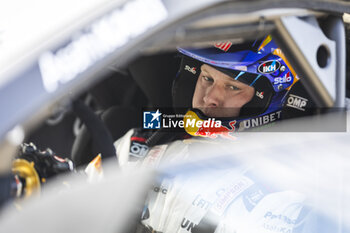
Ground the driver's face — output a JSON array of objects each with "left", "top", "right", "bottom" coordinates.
[{"left": 192, "top": 64, "right": 254, "bottom": 117}]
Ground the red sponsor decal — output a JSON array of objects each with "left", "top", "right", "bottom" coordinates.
[
  {"left": 214, "top": 41, "right": 233, "bottom": 52},
  {"left": 195, "top": 120, "right": 236, "bottom": 139},
  {"left": 131, "top": 136, "right": 147, "bottom": 142}
]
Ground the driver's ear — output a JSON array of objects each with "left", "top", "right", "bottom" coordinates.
[
  {"left": 238, "top": 76, "right": 274, "bottom": 118},
  {"left": 172, "top": 56, "right": 201, "bottom": 114}
]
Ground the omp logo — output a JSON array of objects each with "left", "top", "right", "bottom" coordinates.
[
  {"left": 256, "top": 91, "right": 264, "bottom": 99},
  {"left": 143, "top": 109, "right": 161, "bottom": 129},
  {"left": 274, "top": 72, "right": 292, "bottom": 85},
  {"left": 286, "top": 94, "right": 308, "bottom": 111},
  {"left": 184, "top": 65, "right": 197, "bottom": 74},
  {"left": 258, "top": 60, "right": 281, "bottom": 74}
]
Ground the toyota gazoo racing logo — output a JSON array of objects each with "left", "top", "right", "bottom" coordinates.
[
  {"left": 258, "top": 60, "right": 281, "bottom": 74},
  {"left": 274, "top": 72, "right": 292, "bottom": 85},
  {"left": 184, "top": 65, "right": 197, "bottom": 74}
]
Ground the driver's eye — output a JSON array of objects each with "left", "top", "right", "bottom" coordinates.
[
  {"left": 203, "top": 76, "right": 213, "bottom": 82},
  {"left": 228, "top": 85, "right": 240, "bottom": 91}
]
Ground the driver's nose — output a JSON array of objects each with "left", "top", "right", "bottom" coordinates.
[{"left": 203, "top": 84, "right": 224, "bottom": 107}]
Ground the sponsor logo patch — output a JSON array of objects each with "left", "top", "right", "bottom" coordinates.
[
  {"left": 258, "top": 60, "right": 281, "bottom": 74},
  {"left": 184, "top": 65, "right": 197, "bottom": 74},
  {"left": 264, "top": 212, "right": 297, "bottom": 225},
  {"left": 286, "top": 94, "right": 308, "bottom": 111},
  {"left": 181, "top": 218, "right": 197, "bottom": 232},
  {"left": 256, "top": 91, "right": 264, "bottom": 99},
  {"left": 214, "top": 41, "right": 233, "bottom": 52},
  {"left": 241, "top": 111, "right": 282, "bottom": 129},
  {"left": 211, "top": 177, "right": 254, "bottom": 216},
  {"left": 274, "top": 72, "right": 292, "bottom": 85},
  {"left": 130, "top": 141, "right": 149, "bottom": 158}
]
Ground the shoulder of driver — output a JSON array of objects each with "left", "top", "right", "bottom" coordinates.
[
  {"left": 113, "top": 129, "right": 208, "bottom": 168},
  {"left": 114, "top": 128, "right": 135, "bottom": 166}
]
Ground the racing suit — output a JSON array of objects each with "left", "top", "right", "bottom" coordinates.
[{"left": 114, "top": 129, "right": 310, "bottom": 233}]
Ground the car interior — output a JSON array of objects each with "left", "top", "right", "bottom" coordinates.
[
  {"left": 25, "top": 17, "right": 350, "bottom": 167},
  {"left": 1, "top": 2, "right": 349, "bottom": 232}
]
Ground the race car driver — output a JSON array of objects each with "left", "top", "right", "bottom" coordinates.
[
  {"left": 117, "top": 35, "right": 301, "bottom": 160},
  {"left": 113, "top": 36, "right": 315, "bottom": 233}
]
